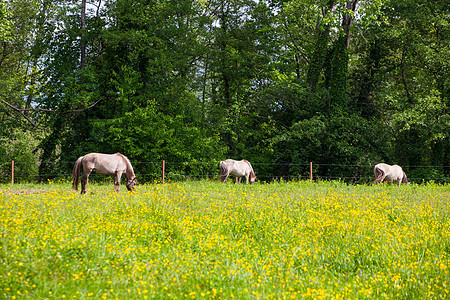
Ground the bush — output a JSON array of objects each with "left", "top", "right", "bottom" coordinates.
[
  {"left": 0, "top": 129, "right": 41, "bottom": 183},
  {"left": 408, "top": 167, "right": 447, "bottom": 184}
]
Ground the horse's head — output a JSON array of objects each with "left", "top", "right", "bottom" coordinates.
[
  {"left": 402, "top": 172, "right": 409, "bottom": 184},
  {"left": 249, "top": 168, "right": 256, "bottom": 184},
  {"left": 126, "top": 176, "right": 137, "bottom": 191}
]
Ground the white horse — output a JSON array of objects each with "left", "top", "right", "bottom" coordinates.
[
  {"left": 373, "top": 163, "right": 409, "bottom": 187},
  {"left": 219, "top": 159, "right": 256, "bottom": 184},
  {"left": 72, "top": 153, "right": 137, "bottom": 194}
]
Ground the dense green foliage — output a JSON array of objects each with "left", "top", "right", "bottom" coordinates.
[{"left": 0, "top": 0, "right": 448, "bottom": 182}]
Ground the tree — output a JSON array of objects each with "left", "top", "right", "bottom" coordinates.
[
  {"left": 349, "top": 0, "right": 449, "bottom": 170},
  {"left": 0, "top": 0, "right": 447, "bottom": 183},
  {"left": 0, "top": 0, "right": 45, "bottom": 180}
]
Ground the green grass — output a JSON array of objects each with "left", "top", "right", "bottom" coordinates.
[{"left": 0, "top": 180, "right": 449, "bottom": 299}]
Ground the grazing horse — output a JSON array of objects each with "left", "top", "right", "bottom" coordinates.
[
  {"left": 373, "top": 163, "right": 409, "bottom": 187},
  {"left": 219, "top": 159, "right": 256, "bottom": 184},
  {"left": 72, "top": 153, "right": 137, "bottom": 194}
]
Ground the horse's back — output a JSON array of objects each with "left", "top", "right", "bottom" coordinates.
[
  {"left": 375, "top": 163, "right": 404, "bottom": 181},
  {"left": 82, "top": 153, "right": 126, "bottom": 175},
  {"left": 390, "top": 165, "right": 404, "bottom": 179},
  {"left": 221, "top": 159, "right": 240, "bottom": 170},
  {"left": 222, "top": 159, "right": 237, "bottom": 166},
  {"left": 374, "top": 163, "right": 390, "bottom": 171},
  {"left": 221, "top": 159, "right": 246, "bottom": 175},
  {"left": 84, "top": 152, "right": 117, "bottom": 161},
  {"left": 229, "top": 159, "right": 254, "bottom": 177}
]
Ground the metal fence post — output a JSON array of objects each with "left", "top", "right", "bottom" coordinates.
[
  {"left": 11, "top": 160, "right": 14, "bottom": 184},
  {"left": 162, "top": 160, "right": 165, "bottom": 184},
  {"left": 310, "top": 161, "right": 313, "bottom": 181}
]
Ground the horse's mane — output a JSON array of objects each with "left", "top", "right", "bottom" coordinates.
[
  {"left": 243, "top": 159, "right": 256, "bottom": 178},
  {"left": 116, "top": 153, "right": 136, "bottom": 178}
]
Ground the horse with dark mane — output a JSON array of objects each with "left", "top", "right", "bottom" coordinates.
[
  {"left": 72, "top": 153, "right": 137, "bottom": 194},
  {"left": 219, "top": 159, "right": 256, "bottom": 184},
  {"left": 373, "top": 163, "right": 408, "bottom": 187}
]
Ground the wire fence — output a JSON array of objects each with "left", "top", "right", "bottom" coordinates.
[{"left": 1, "top": 160, "right": 449, "bottom": 184}]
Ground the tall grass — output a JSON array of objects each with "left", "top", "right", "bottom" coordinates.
[{"left": 0, "top": 181, "right": 449, "bottom": 299}]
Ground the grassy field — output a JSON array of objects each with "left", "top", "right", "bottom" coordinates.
[{"left": 0, "top": 180, "right": 449, "bottom": 299}]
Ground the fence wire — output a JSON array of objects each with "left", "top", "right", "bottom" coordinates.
[{"left": 1, "top": 160, "right": 449, "bottom": 184}]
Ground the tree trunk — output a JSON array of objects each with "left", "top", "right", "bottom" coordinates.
[
  {"left": 306, "top": 0, "right": 336, "bottom": 93},
  {"left": 342, "top": 0, "right": 358, "bottom": 48},
  {"left": 80, "top": 0, "right": 86, "bottom": 69},
  {"left": 329, "top": 0, "right": 358, "bottom": 108},
  {"left": 307, "top": 28, "right": 330, "bottom": 93}
]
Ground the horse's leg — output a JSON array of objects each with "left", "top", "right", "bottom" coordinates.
[
  {"left": 114, "top": 172, "right": 122, "bottom": 192},
  {"left": 81, "top": 170, "right": 91, "bottom": 194},
  {"left": 245, "top": 175, "right": 249, "bottom": 184},
  {"left": 374, "top": 175, "right": 384, "bottom": 184}
]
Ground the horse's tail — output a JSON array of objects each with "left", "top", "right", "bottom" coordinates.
[
  {"left": 373, "top": 165, "right": 384, "bottom": 184},
  {"left": 219, "top": 161, "right": 228, "bottom": 182},
  {"left": 72, "top": 156, "right": 83, "bottom": 190}
]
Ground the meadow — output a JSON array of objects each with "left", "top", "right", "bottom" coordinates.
[{"left": 0, "top": 180, "right": 449, "bottom": 299}]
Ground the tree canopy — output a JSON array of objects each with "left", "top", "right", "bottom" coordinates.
[{"left": 0, "top": 0, "right": 448, "bottom": 183}]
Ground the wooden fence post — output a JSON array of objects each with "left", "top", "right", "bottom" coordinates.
[
  {"left": 310, "top": 161, "right": 313, "bottom": 181},
  {"left": 162, "top": 160, "right": 165, "bottom": 184},
  {"left": 11, "top": 160, "right": 14, "bottom": 185}
]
